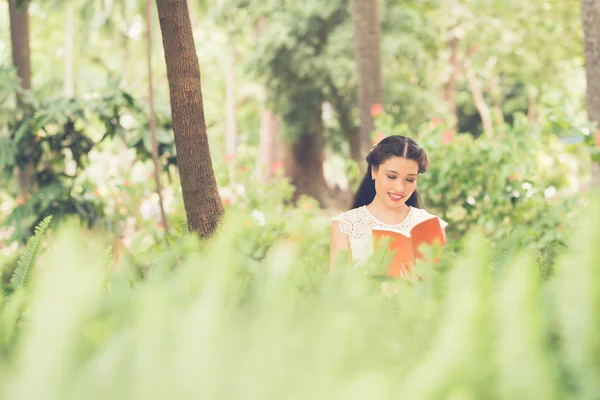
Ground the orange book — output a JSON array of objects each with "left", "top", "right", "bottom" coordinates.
[{"left": 372, "top": 217, "right": 446, "bottom": 277}]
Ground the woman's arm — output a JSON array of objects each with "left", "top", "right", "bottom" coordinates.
[{"left": 329, "top": 221, "right": 350, "bottom": 272}]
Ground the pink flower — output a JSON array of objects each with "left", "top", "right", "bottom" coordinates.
[
  {"left": 442, "top": 130, "right": 453, "bottom": 145},
  {"left": 372, "top": 131, "right": 386, "bottom": 145},
  {"left": 16, "top": 196, "right": 25, "bottom": 206},
  {"left": 226, "top": 153, "right": 235, "bottom": 163},
  {"left": 429, "top": 117, "right": 441, "bottom": 130},
  {"left": 370, "top": 103, "right": 383, "bottom": 117},
  {"left": 271, "top": 160, "right": 284, "bottom": 174},
  {"left": 596, "top": 130, "right": 600, "bottom": 147}
]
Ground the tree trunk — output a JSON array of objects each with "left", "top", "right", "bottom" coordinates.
[
  {"left": 527, "top": 90, "right": 537, "bottom": 123},
  {"left": 155, "top": 0, "right": 223, "bottom": 237},
  {"left": 487, "top": 71, "right": 505, "bottom": 137},
  {"left": 283, "top": 92, "right": 347, "bottom": 209},
  {"left": 581, "top": 0, "right": 600, "bottom": 188},
  {"left": 9, "top": 0, "right": 35, "bottom": 197},
  {"left": 463, "top": 58, "right": 494, "bottom": 139},
  {"left": 8, "top": 0, "right": 31, "bottom": 105},
  {"left": 64, "top": 0, "right": 75, "bottom": 97},
  {"left": 255, "top": 16, "right": 283, "bottom": 184},
  {"left": 258, "top": 87, "right": 282, "bottom": 184},
  {"left": 225, "top": 41, "right": 237, "bottom": 185},
  {"left": 350, "top": 0, "right": 382, "bottom": 159},
  {"left": 443, "top": 37, "right": 460, "bottom": 132},
  {"left": 121, "top": 33, "right": 130, "bottom": 86},
  {"left": 146, "top": 0, "right": 170, "bottom": 233}
]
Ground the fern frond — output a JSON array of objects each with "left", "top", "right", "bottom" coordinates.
[
  {"left": 102, "top": 245, "right": 113, "bottom": 270},
  {"left": 10, "top": 215, "right": 53, "bottom": 289},
  {"left": 101, "top": 245, "right": 113, "bottom": 291}
]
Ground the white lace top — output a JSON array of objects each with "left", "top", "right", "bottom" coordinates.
[{"left": 332, "top": 206, "right": 448, "bottom": 263}]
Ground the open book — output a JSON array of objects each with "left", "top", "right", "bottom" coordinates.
[{"left": 372, "top": 217, "right": 446, "bottom": 277}]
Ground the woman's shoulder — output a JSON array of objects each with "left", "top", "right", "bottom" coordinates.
[
  {"left": 409, "top": 207, "right": 448, "bottom": 229},
  {"left": 332, "top": 206, "right": 368, "bottom": 222}
]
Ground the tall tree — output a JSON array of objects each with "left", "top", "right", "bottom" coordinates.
[
  {"left": 155, "top": 0, "right": 224, "bottom": 237},
  {"left": 8, "top": 0, "right": 31, "bottom": 105},
  {"left": 581, "top": 0, "right": 600, "bottom": 188},
  {"left": 254, "top": 17, "right": 283, "bottom": 185},
  {"left": 350, "top": 0, "right": 382, "bottom": 162},
  {"left": 8, "top": 0, "right": 35, "bottom": 196}
]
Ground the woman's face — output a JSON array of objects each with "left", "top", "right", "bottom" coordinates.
[{"left": 371, "top": 156, "right": 419, "bottom": 208}]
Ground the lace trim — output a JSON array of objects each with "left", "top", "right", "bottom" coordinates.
[{"left": 333, "top": 206, "right": 446, "bottom": 242}]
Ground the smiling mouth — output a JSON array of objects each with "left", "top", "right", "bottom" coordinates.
[{"left": 388, "top": 193, "right": 404, "bottom": 202}]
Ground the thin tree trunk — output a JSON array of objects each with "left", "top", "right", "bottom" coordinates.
[
  {"left": 9, "top": 0, "right": 35, "bottom": 197},
  {"left": 255, "top": 16, "right": 283, "bottom": 184},
  {"left": 8, "top": 0, "right": 31, "bottom": 105},
  {"left": 443, "top": 37, "right": 460, "bottom": 132},
  {"left": 487, "top": 71, "right": 505, "bottom": 137},
  {"left": 64, "top": 0, "right": 74, "bottom": 97},
  {"left": 350, "top": 0, "right": 382, "bottom": 159},
  {"left": 581, "top": 0, "right": 600, "bottom": 188},
  {"left": 258, "top": 87, "right": 282, "bottom": 184},
  {"left": 527, "top": 91, "right": 537, "bottom": 123},
  {"left": 463, "top": 58, "right": 494, "bottom": 139},
  {"left": 146, "top": 0, "right": 169, "bottom": 233},
  {"left": 155, "top": 0, "right": 223, "bottom": 237},
  {"left": 225, "top": 40, "right": 237, "bottom": 185},
  {"left": 327, "top": 76, "right": 360, "bottom": 165},
  {"left": 122, "top": 33, "right": 130, "bottom": 86}
]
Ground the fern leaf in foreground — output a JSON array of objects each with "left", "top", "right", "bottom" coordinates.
[{"left": 10, "top": 216, "right": 53, "bottom": 289}]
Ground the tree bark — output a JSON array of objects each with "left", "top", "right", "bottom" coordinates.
[
  {"left": 581, "top": 0, "right": 600, "bottom": 188},
  {"left": 9, "top": 0, "right": 35, "bottom": 197},
  {"left": 147, "top": 0, "right": 169, "bottom": 233},
  {"left": 283, "top": 92, "right": 347, "bottom": 209},
  {"left": 155, "top": 0, "right": 223, "bottom": 237},
  {"left": 350, "top": 0, "right": 382, "bottom": 158},
  {"left": 64, "top": 0, "right": 75, "bottom": 97},
  {"left": 8, "top": 0, "right": 31, "bottom": 105},
  {"left": 258, "top": 87, "right": 282, "bottom": 185},
  {"left": 463, "top": 58, "right": 494, "bottom": 139},
  {"left": 255, "top": 17, "right": 283, "bottom": 185}
]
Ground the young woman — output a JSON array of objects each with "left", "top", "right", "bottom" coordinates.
[{"left": 329, "top": 135, "right": 447, "bottom": 271}]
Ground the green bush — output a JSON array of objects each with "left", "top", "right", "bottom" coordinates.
[
  {"left": 0, "top": 192, "right": 599, "bottom": 399},
  {"left": 372, "top": 111, "right": 583, "bottom": 272}
]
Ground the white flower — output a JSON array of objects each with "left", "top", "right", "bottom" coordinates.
[
  {"left": 235, "top": 184, "right": 246, "bottom": 197},
  {"left": 251, "top": 210, "right": 267, "bottom": 226},
  {"left": 544, "top": 186, "right": 557, "bottom": 198}
]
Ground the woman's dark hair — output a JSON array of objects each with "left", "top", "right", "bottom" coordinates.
[{"left": 351, "top": 135, "right": 428, "bottom": 209}]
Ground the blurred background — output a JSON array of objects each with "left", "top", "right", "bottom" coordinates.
[
  {"left": 1, "top": 0, "right": 596, "bottom": 247},
  {"left": 1, "top": 1, "right": 600, "bottom": 398}
]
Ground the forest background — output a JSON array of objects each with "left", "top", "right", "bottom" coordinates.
[{"left": 1, "top": 1, "right": 600, "bottom": 398}]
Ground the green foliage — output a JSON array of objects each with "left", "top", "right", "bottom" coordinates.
[
  {"left": 0, "top": 192, "right": 598, "bottom": 398},
  {"left": 371, "top": 110, "right": 579, "bottom": 270},
  {"left": 9, "top": 216, "right": 53, "bottom": 290},
  {"left": 0, "top": 71, "right": 177, "bottom": 242}
]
